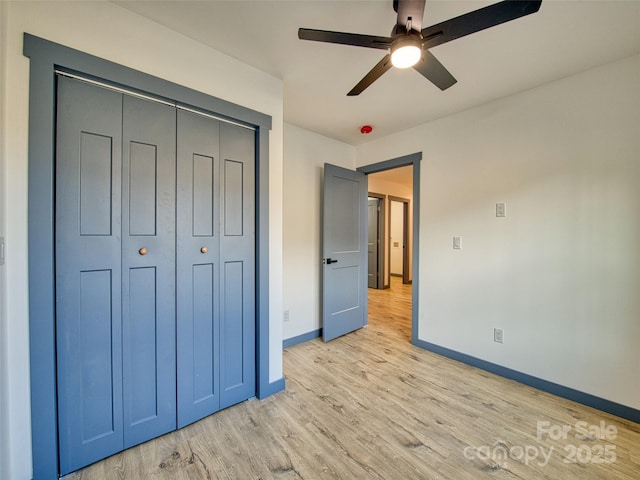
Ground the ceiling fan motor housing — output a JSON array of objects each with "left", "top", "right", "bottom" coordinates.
[{"left": 390, "top": 31, "right": 423, "bottom": 68}]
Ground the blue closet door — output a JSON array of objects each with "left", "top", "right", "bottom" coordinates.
[
  {"left": 219, "top": 123, "right": 256, "bottom": 409},
  {"left": 176, "top": 112, "right": 256, "bottom": 424},
  {"left": 56, "top": 77, "right": 124, "bottom": 475},
  {"left": 121, "top": 95, "right": 177, "bottom": 447},
  {"left": 56, "top": 80, "right": 177, "bottom": 473},
  {"left": 56, "top": 76, "right": 255, "bottom": 475},
  {"left": 176, "top": 110, "right": 221, "bottom": 427}
]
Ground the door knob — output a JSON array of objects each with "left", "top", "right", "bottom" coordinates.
[
  {"left": 138, "top": 247, "right": 148, "bottom": 256},
  {"left": 200, "top": 246, "right": 208, "bottom": 254},
  {"left": 326, "top": 258, "right": 338, "bottom": 264}
]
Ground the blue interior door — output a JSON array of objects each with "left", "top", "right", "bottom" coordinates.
[
  {"left": 176, "top": 110, "right": 221, "bottom": 427},
  {"left": 219, "top": 122, "right": 256, "bottom": 408},
  {"left": 176, "top": 112, "right": 256, "bottom": 425},
  {"left": 56, "top": 79, "right": 177, "bottom": 473},
  {"left": 56, "top": 76, "right": 256, "bottom": 475},
  {"left": 322, "top": 164, "right": 368, "bottom": 341},
  {"left": 121, "top": 95, "right": 177, "bottom": 447},
  {"left": 56, "top": 77, "right": 124, "bottom": 474}
]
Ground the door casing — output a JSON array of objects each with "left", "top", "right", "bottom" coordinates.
[{"left": 357, "top": 154, "right": 421, "bottom": 343}]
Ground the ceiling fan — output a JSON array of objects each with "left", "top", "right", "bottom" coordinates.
[{"left": 298, "top": 0, "right": 542, "bottom": 96}]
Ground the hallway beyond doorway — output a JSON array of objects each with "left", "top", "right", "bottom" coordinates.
[{"left": 368, "top": 276, "right": 412, "bottom": 343}]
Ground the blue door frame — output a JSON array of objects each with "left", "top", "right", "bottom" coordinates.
[
  {"left": 24, "top": 33, "right": 284, "bottom": 479},
  {"left": 357, "top": 152, "right": 422, "bottom": 344}
]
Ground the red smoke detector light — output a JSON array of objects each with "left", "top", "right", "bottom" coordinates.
[{"left": 360, "top": 125, "right": 373, "bottom": 134}]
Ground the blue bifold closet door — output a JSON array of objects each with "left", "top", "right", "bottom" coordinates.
[
  {"left": 176, "top": 109, "right": 222, "bottom": 428},
  {"left": 217, "top": 121, "right": 256, "bottom": 410},
  {"left": 56, "top": 76, "right": 255, "bottom": 475},
  {"left": 121, "top": 94, "right": 177, "bottom": 449},
  {"left": 56, "top": 76, "right": 126, "bottom": 475},
  {"left": 176, "top": 110, "right": 255, "bottom": 428},
  {"left": 56, "top": 76, "right": 177, "bottom": 474}
]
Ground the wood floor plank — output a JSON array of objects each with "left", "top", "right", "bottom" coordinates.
[{"left": 67, "top": 277, "right": 640, "bottom": 479}]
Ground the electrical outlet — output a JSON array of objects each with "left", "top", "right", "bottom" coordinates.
[
  {"left": 494, "top": 328, "right": 504, "bottom": 344},
  {"left": 283, "top": 310, "right": 290, "bottom": 322}
]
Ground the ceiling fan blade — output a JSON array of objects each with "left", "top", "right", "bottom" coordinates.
[
  {"left": 395, "top": 0, "right": 426, "bottom": 31},
  {"left": 298, "top": 28, "right": 392, "bottom": 50},
  {"left": 413, "top": 50, "right": 457, "bottom": 91},
  {"left": 347, "top": 54, "right": 393, "bottom": 96},
  {"left": 421, "top": 0, "right": 542, "bottom": 48}
]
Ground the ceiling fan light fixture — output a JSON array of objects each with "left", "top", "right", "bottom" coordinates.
[{"left": 390, "top": 37, "right": 422, "bottom": 69}]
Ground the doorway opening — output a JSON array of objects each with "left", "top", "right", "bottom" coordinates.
[{"left": 358, "top": 155, "right": 420, "bottom": 344}]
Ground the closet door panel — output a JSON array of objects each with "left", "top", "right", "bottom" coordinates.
[
  {"left": 219, "top": 123, "right": 256, "bottom": 408},
  {"left": 192, "top": 154, "right": 215, "bottom": 236},
  {"left": 56, "top": 77, "right": 124, "bottom": 475},
  {"left": 191, "top": 263, "right": 216, "bottom": 401},
  {"left": 128, "top": 142, "right": 159, "bottom": 235},
  {"left": 122, "top": 95, "right": 177, "bottom": 447},
  {"left": 126, "top": 266, "right": 160, "bottom": 423},
  {"left": 176, "top": 110, "right": 221, "bottom": 428},
  {"left": 221, "top": 260, "right": 245, "bottom": 388}
]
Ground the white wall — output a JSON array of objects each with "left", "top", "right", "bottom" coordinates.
[
  {"left": 389, "top": 200, "right": 405, "bottom": 275},
  {"left": 283, "top": 123, "right": 355, "bottom": 341},
  {"left": 357, "top": 53, "right": 640, "bottom": 411},
  {"left": 0, "top": 1, "right": 284, "bottom": 478}
]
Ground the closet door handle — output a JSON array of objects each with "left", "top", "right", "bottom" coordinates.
[
  {"left": 200, "top": 246, "right": 208, "bottom": 254},
  {"left": 139, "top": 247, "right": 148, "bottom": 256}
]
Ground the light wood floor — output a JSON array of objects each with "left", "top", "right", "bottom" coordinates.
[{"left": 68, "top": 277, "right": 640, "bottom": 479}]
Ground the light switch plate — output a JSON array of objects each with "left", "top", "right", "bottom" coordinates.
[
  {"left": 496, "top": 202, "right": 506, "bottom": 217},
  {"left": 453, "top": 236, "right": 461, "bottom": 250}
]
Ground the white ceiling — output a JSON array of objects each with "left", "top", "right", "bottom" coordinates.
[{"left": 115, "top": 0, "right": 640, "bottom": 146}]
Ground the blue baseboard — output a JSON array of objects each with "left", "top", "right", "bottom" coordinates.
[
  {"left": 283, "top": 329, "right": 322, "bottom": 348},
  {"left": 257, "top": 376, "right": 286, "bottom": 399},
  {"left": 413, "top": 339, "right": 640, "bottom": 424}
]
